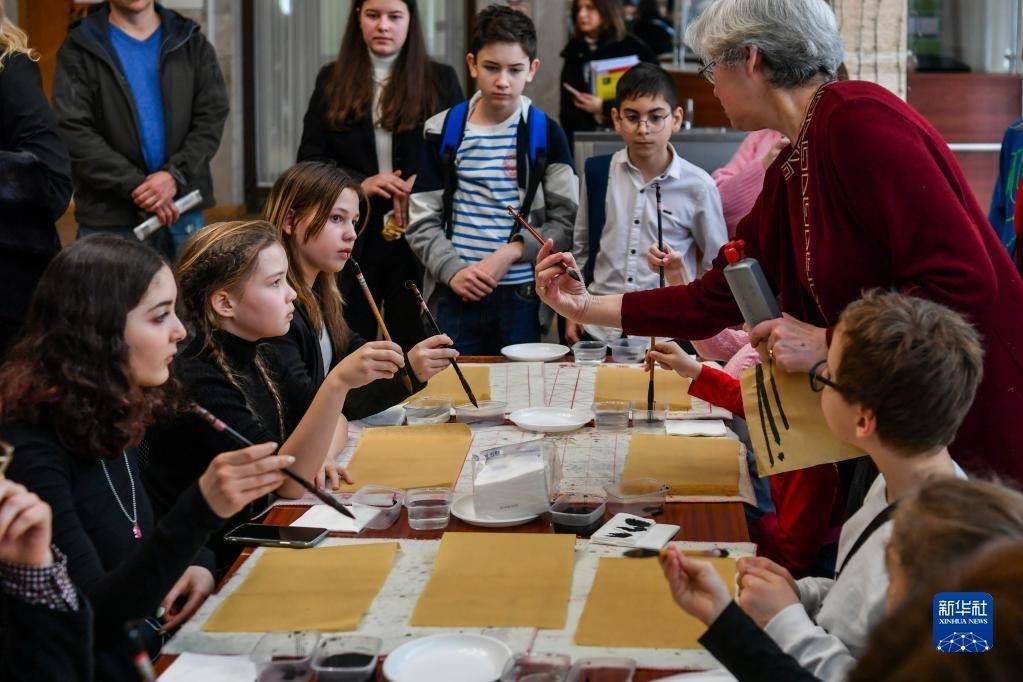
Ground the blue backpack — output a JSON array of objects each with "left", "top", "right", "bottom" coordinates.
[
  {"left": 437, "top": 100, "right": 549, "bottom": 239},
  {"left": 582, "top": 153, "right": 614, "bottom": 284}
]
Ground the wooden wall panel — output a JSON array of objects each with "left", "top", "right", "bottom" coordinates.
[
  {"left": 17, "top": 0, "right": 73, "bottom": 99},
  {"left": 907, "top": 73, "right": 1022, "bottom": 143},
  {"left": 666, "top": 69, "right": 731, "bottom": 128}
]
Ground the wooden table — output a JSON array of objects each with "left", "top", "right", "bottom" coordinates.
[{"left": 155, "top": 356, "right": 750, "bottom": 681}]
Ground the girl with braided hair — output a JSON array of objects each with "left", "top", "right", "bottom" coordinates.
[{"left": 143, "top": 220, "right": 404, "bottom": 571}]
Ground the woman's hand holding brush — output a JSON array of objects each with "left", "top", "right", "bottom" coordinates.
[{"left": 197, "top": 443, "right": 294, "bottom": 519}]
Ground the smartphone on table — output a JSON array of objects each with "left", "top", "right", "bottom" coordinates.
[{"left": 223, "top": 523, "right": 328, "bottom": 548}]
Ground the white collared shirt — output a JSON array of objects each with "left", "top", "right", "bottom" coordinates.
[{"left": 574, "top": 146, "right": 727, "bottom": 342}]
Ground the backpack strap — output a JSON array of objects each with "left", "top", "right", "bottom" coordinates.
[
  {"left": 582, "top": 153, "right": 614, "bottom": 285},
  {"left": 834, "top": 501, "right": 898, "bottom": 579},
  {"left": 518, "top": 105, "right": 548, "bottom": 224},
  {"left": 438, "top": 101, "right": 470, "bottom": 239}
]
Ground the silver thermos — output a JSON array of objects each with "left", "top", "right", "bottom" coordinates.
[{"left": 722, "top": 239, "right": 781, "bottom": 327}]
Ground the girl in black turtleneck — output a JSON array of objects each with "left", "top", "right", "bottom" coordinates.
[{"left": 143, "top": 220, "right": 404, "bottom": 571}]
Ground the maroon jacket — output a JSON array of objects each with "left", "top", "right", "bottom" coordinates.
[{"left": 621, "top": 80, "right": 1023, "bottom": 482}]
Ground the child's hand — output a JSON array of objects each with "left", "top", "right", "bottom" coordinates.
[
  {"left": 736, "top": 564, "right": 800, "bottom": 628},
  {"left": 659, "top": 546, "right": 732, "bottom": 625},
  {"left": 564, "top": 318, "right": 583, "bottom": 345},
  {"left": 332, "top": 341, "right": 404, "bottom": 389},
  {"left": 476, "top": 242, "right": 523, "bottom": 286},
  {"left": 450, "top": 265, "right": 498, "bottom": 301},
  {"left": 762, "top": 136, "right": 790, "bottom": 170},
  {"left": 362, "top": 170, "right": 409, "bottom": 200},
  {"left": 647, "top": 245, "right": 687, "bottom": 286},
  {"left": 409, "top": 334, "right": 458, "bottom": 382},
  {"left": 646, "top": 340, "right": 703, "bottom": 379},
  {"left": 737, "top": 556, "right": 799, "bottom": 597},
  {"left": 315, "top": 455, "right": 352, "bottom": 491}
]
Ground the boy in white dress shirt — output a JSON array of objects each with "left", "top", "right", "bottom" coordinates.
[{"left": 569, "top": 63, "right": 727, "bottom": 344}]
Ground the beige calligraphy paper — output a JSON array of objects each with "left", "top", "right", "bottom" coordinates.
[
  {"left": 574, "top": 556, "right": 737, "bottom": 648},
  {"left": 410, "top": 532, "right": 576, "bottom": 628},
  {"left": 594, "top": 366, "right": 692, "bottom": 411},
  {"left": 412, "top": 365, "right": 491, "bottom": 403},
  {"left": 338, "top": 423, "right": 472, "bottom": 492},
  {"left": 739, "top": 363, "right": 863, "bottom": 476},
  {"left": 622, "top": 434, "right": 741, "bottom": 496},
  {"left": 203, "top": 542, "right": 398, "bottom": 632}
]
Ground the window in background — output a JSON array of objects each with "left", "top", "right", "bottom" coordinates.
[
  {"left": 253, "top": 0, "right": 465, "bottom": 188},
  {"left": 909, "top": 0, "right": 1023, "bottom": 73}
]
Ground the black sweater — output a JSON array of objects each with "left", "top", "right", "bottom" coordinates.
[
  {"left": 267, "top": 304, "right": 426, "bottom": 421},
  {"left": 0, "top": 52, "right": 72, "bottom": 335},
  {"left": 699, "top": 601, "right": 821, "bottom": 682},
  {"left": 1, "top": 422, "right": 222, "bottom": 682},
  {"left": 143, "top": 332, "right": 309, "bottom": 570},
  {"left": 0, "top": 595, "right": 92, "bottom": 682},
  {"left": 558, "top": 33, "right": 658, "bottom": 145}
]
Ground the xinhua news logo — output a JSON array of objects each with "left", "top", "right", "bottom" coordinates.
[{"left": 932, "top": 592, "right": 994, "bottom": 653}]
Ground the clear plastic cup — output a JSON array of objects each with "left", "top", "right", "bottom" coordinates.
[
  {"left": 609, "top": 337, "right": 649, "bottom": 364},
  {"left": 572, "top": 340, "right": 607, "bottom": 365},
  {"left": 501, "top": 652, "right": 572, "bottom": 681},
  {"left": 632, "top": 400, "right": 668, "bottom": 426},
  {"left": 250, "top": 630, "right": 319, "bottom": 682},
  {"left": 405, "top": 397, "right": 452, "bottom": 425},
  {"left": 549, "top": 493, "right": 606, "bottom": 537},
  {"left": 592, "top": 400, "right": 631, "bottom": 431},
  {"left": 311, "top": 634, "right": 381, "bottom": 682},
  {"left": 405, "top": 487, "right": 453, "bottom": 530},
  {"left": 566, "top": 656, "right": 636, "bottom": 682}
]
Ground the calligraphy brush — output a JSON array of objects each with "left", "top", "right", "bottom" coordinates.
[
  {"left": 646, "top": 183, "right": 666, "bottom": 422},
  {"left": 404, "top": 281, "right": 479, "bottom": 407},
  {"left": 623, "top": 547, "right": 731, "bottom": 559},
  {"left": 505, "top": 206, "right": 583, "bottom": 282},
  {"left": 190, "top": 404, "right": 356, "bottom": 519},
  {"left": 349, "top": 259, "right": 414, "bottom": 394}
]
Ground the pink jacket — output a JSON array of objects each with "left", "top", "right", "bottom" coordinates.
[{"left": 713, "top": 129, "right": 784, "bottom": 236}]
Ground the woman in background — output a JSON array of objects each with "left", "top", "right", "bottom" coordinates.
[{"left": 298, "top": 0, "right": 463, "bottom": 350}]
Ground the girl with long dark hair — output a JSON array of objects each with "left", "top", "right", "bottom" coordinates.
[
  {"left": 264, "top": 162, "right": 456, "bottom": 451},
  {"left": 560, "top": 0, "right": 657, "bottom": 145},
  {"left": 0, "top": 235, "right": 293, "bottom": 681},
  {"left": 143, "top": 221, "right": 404, "bottom": 567},
  {"left": 298, "top": 0, "right": 464, "bottom": 350}
]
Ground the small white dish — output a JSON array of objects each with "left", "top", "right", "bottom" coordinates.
[
  {"left": 383, "top": 633, "right": 512, "bottom": 682},
  {"left": 450, "top": 493, "right": 539, "bottom": 528},
  {"left": 501, "top": 342, "right": 570, "bottom": 362},
  {"left": 508, "top": 407, "right": 592, "bottom": 433}
]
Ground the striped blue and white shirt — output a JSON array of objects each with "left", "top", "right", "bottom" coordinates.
[{"left": 451, "top": 111, "right": 534, "bottom": 285}]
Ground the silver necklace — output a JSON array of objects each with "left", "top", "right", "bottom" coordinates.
[{"left": 100, "top": 452, "right": 141, "bottom": 539}]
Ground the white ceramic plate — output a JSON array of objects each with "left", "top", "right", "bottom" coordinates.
[
  {"left": 501, "top": 342, "right": 571, "bottom": 362},
  {"left": 383, "top": 633, "right": 513, "bottom": 682},
  {"left": 508, "top": 407, "right": 592, "bottom": 433},
  {"left": 450, "top": 493, "right": 539, "bottom": 528}
]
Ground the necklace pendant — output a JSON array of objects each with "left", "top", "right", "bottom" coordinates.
[{"left": 132, "top": 523, "right": 142, "bottom": 539}]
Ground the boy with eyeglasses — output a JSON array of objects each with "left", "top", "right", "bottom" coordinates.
[
  {"left": 568, "top": 63, "right": 727, "bottom": 344},
  {"left": 648, "top": 290, "right": 974, "bottom": 680}
]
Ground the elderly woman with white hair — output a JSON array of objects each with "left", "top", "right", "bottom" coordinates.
[{"left": 537, "top": 0, "right": 1023, "bottom": 481}]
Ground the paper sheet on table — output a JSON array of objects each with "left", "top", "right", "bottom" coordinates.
[
  {"left": 158, "top": 653, "right": 255, "bottom": 682},
  {"left": 410, "top": 532, "right": 575, "bottom": 628},
  {"left": 338, "top": 423, "right": 472, "bottom": 492},
  {"left": 622, "top": 434, "right": 741, "bottom": 496},
  {"left": 740, "top": 363, "right": 863, "bottom": 476},
  {"left": 412, "top": 365, "right": 491, "bottom": 402},
  {"left": 665, "top": 419, "right": 728, "bottom": 437},
  {"left": 292, "top": 503, "right": 381, "bottom": 533},
  {"left": 594, "top": 366, "right": 692, "bottom": 410},
  {"left": 203, "top": 542, "right": 398, "bottom": 632},
  {"left": 574, "top": 556, "right": 737, "bottom": 648}
]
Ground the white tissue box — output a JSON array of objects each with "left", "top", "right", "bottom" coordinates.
[{"left": 471, "top": 440, "right": 558, "bottom": 519}]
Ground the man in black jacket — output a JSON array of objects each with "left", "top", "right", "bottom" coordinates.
[{"left": 53, "top": 0, "right": 228, "bottom": 258}]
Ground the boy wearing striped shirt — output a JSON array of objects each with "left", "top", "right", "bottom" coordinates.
[{"left": 407, "top": 6, "right": 578, "bottom": 354}]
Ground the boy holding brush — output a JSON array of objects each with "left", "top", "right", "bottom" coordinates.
[
  {"left": 407, "top": 5, "right": 577, "bottom": 354},
  {"left": 568, "top": 63, "right": 726, "bottom": 344}
]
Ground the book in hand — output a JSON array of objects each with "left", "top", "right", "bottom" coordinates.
[
  {"left": 590, "top": 512, "right": 680, "bottom": 550},
  {"left": 588, "top": 55, "right": 641, "bottom": 100}
]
